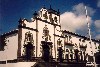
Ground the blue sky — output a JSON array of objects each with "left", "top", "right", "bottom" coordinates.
[{"left": 0, "top": 0, "right": 100, "bottom": 39}]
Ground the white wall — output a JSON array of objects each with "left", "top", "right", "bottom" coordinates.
[
  {"left": 6, "top": 33, "right": 18, "bottom": 60},
  {"left": 0, "top": 33, "right": 18, "bottom": 61}
]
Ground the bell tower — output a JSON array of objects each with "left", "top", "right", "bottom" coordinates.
[{"left": 37, "top": 6, "right": 62, "bottom": 60}]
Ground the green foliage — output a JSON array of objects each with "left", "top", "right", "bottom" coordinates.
[
  {"left": 0, "top": 36, "right": 7, "bottom": 51},
  {"left": 98, "top": 46, "right": 100, "bottom": 50}
]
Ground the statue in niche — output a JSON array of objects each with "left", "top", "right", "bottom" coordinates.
[
  {"left": 57, "top": 38, "right": 62, "bottom": 47},
  {"left": 43, "top": 11, "right": 48, "bottom": 20},
  {"left": 42, "top": 25, "right": 51, "bottom": 41}
]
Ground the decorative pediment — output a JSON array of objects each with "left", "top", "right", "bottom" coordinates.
[
  {"left": 42, "top": 25, "right": 51, "bottom": 41},
  {"left": 24, "top": 31, "right": 34, "bottom": 44},
  {"left": 39, "top": 7, "right": 60, "bottom": 26}
]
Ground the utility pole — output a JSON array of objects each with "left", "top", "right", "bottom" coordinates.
[{"left": 85, "top": 6, "right": 97, "bottom": 67}]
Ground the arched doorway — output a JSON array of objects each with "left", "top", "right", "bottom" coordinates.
[
  {"left": 41, "top": 41, "right": 53, "bottom": 62},
  {"left": 23, "top": 31, "right": 35, "bottom": 61},
  {"left": 24, "top": 42, "right": 35, "bottom": 60}
]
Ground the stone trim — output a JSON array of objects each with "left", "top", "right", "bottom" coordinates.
[
  {"left": 63, "top": 30, "right": 100, "bottom": 43},
  {"left": 64, "top": 42, "right": 74, "bottom": 46},
  {"left": 36, "top": 18, "right": 61, "bottom": 27},
  {"left": 1, "top": 29, "right": 18, "bottom": 37},
  {"left": 53, "top": 34, "right": 65, "bottom": 38},
  {"left": 18, "top": 25, "right": 38, "bottom": 32}
]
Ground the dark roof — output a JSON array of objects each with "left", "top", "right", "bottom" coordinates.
[
  {"left": 0, "top": 29, "right": 18, "bottom": 37},
  {"left": 63, "top": 30, "right": 100, "bottom": 43}
]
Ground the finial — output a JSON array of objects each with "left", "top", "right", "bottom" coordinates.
[
  {"left": 18, "top": 18, "right": 22, "bottom": 23},
  {"left": 33, "top": 11, "right": 38, "bottom": 18},
  {"left": 43, "top": 5, "right": 46, "bottom": 9},
  {"left": 58, "top": 9, "right": 59, "bottom": 12},
  {"left": 57, "top": 9, "right": 60, "bottom": 14},
  {"left": 50, "top": 5, "right": 52, "bottom": 9}
]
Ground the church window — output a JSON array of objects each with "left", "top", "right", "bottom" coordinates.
[
  {"left": 54, "top": 16, "right": 58, "bottom": 23},
  {"left": 79, "top": 38, "right": 81, "bottom": 41},
  {"left": 49, "top": 13, "right": 52, "bottom": 22},
  {"left": 43, "top": 12, "right": 48, "bottom": 20}
]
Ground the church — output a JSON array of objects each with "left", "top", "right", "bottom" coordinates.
[{"left": 0, "top": 6, "right": 100, "bottom": 67}]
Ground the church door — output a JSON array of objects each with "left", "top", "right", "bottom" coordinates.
[
  {"left": 42, "top": 43, "right": 50, "bottom": 62},
  {"left": 41, "top": 41, "right": 53, "bottom": 62},
  {"left": 24, "top": 42, "right": 34, "bottom": 60},
  {"left": 58, "top": 47, "right": 63, "bottom": 62}
]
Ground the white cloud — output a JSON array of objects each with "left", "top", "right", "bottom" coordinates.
[
  {"left": 97, "top": 0, "right": 100, "bottom": 7},
  {"left": 95, "top": 20, "right": 100, "bottom": 32},
  {"left": 73, "top": 3, "right": 95, "bottom": 16},
  {"left": 61, "top": 3, "right": 93, "bottom": 34},
  {"left": 95, "top": 20, "right": 100, "bottom": 28},
  {"left": 95, "top": 34, "right": 100, "bottom": 40}
]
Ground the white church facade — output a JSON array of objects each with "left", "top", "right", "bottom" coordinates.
[{"left": 0, "top": 7, "right": 100, "bottom": 67}]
